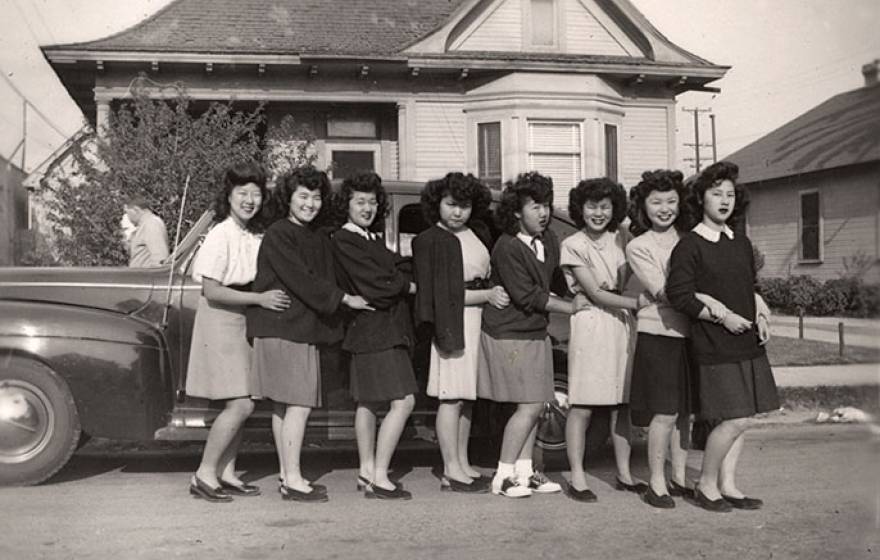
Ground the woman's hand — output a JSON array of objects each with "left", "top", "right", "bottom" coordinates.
[
  {"left": 258, "top": 289, "right": 291, "bottom": 312},
  {"left": 722, "top": 312, "right": 753, "bottom": 335},
  {"left": 487, "top": 286, "right": 510, "bottom": 309},
  {"left": 343, "top": 294, "right": 375, "bottom": 311},
  {"left": 756, "top": 316, "right": 771, "bottom": 345}
]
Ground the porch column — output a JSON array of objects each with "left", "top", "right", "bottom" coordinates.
[
  {"left": 95, "top": 96, "right": 111, "bottom": 140},
  {"left": 397, "top": 99, "right": 416, "bottom": 181}
]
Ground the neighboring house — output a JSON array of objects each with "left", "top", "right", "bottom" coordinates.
[
  {"left": 41, "top": 0, "right": 727, "bottom": 207},
  {"left": 0, "top": 155, "right": 28, "bottom": 265},
  {"left": 727, "top": 60, "right": 880, "bottom": 283}
]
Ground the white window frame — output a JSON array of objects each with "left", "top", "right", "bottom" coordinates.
[
  {"left": 526, "top": 119, "right": 584, "bottom": 205},
  {"left": 602, "top": 122, "right": 620, "bottom": 183},
  {"left": 798, "top": 188, "right": 823, "bottom": 264},
  {"left": 324, "top": 141, "right": 382, "bottom": 180},
  {"left": 523, "top": 0, "right": 564, "bottom": 51}
]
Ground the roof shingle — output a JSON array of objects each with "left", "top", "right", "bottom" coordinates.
[{"left": 727, "top": 84, "right": 880, "bottom": 184}]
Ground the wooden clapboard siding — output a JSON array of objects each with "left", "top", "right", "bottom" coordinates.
[
  {"left": 457, "top": 0, "right": 522, "bottom": 52},
  {"left": 620, "top": 105, "right": 670, "bottom": 189},
  {"left": 414, "top": 101, "right": 467, "bottom": 182},
  {"left": 564, "top": 0, "right": 628, "bottom": 56},
  {"left": 747, "top": 164, "right": 880, "bottom": 282}
]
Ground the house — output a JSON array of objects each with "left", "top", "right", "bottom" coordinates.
[
  {"left": 727, "top": 60, "right": 880, "bottom": 283},
  {"left": 41, "top": 0, "right": 727, "bottom": 207},
  {"left": 0, "top": 155, "right": 28, "bottom": 265}
]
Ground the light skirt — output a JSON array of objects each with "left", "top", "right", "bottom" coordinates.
[
  {"left": 185, "top": 296, "right": 251, "bottom": 400},
  {"left": 427, "top": 306, "right": 482, "bottom": 400},
  {"left": 567, "top": 307, "right": 635, "bottom": 406}
]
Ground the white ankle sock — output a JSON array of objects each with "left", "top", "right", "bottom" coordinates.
[
  {"left": 515, "top": 459, "right": 533, "bottom": 479},
  {"left": 495, "top": 462, "right": 515, "bottom": 479}
]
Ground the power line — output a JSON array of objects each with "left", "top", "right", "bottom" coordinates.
[
  {"left": 0, "top": 68, "right": 70, "bottom": 139},
  {"left": 23, "top": 0, "right": 58, "bottom": 44}
]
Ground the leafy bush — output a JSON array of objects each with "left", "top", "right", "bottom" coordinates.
[{"left": 758, "top": 275, "right": 879, "bottom": 317}]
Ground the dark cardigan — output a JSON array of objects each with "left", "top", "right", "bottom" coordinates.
[
  {"left": 332, "top": 228, "right": 414, "bottom": 354},
  {"left": 481, "top": 229, "right": 564, "bottom": 340},
  {"left": 667, "top": 230, "right": 764, "bottom": 365},
  {"left": 246, "top": 219, "right": 344, "bottom": 345},
  {"left": 412, "top": 222, "right": 492, "bottom": 353}
]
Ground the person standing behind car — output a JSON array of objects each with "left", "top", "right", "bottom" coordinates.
[
  {"left": 124, "top": 195, "right": 169, "bottom": 267},
  {"left": 187, "top": 161, "right": 291, "bottom": 503}
]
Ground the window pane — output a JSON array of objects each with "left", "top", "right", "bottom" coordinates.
[
  {"left": 327, "top": 118, "right": 377, "bottom": 138},
  {"left": 531, "top": 0, "right": 555, "bottom": 46},
  {"left": 331, "top": 150, "right": 375, "bottom": 179},
  {"left": 604, "top": 124, "right": 618, "bottom": 182},
  {"left": 478, "top": 122, "right": 502, "bottom": 189},
  {"left": 528, "top": 122, "right": 580, "bottom": 153},
  {"left": 800, "top": 192, "right": 820, "bottom": 260}
]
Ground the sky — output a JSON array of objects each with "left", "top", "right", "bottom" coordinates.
[{"left": 1, "top": 0, "right": 878, "bottom": 175}]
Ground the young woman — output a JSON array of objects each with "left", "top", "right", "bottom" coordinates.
[
  {"left": 186, "top": 161, "right": 290, "bottom": 502},
  {"left": 560, "top": 177, "right": 647, "bottom": 503},
  {"left": 332, "top": 173, "right": 418, "bottom": 500},
  {"left": 412, "top": 172, "right": 506, "bottom": 493},
  {"left": 247, "top": 166, "right": 372, "bottom": 503},
  {"left": 667, "top": 161, "right": 778, "bottom": 513},
  {"left": 478, "top": 172, "right": 570, "bottom": 499},
  {"left": 625, "top": 169, "right": 696, "bottom": 509}
]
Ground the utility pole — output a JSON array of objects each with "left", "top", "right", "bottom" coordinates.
[
  {"left": 709, "top": 113, "right": 717, "bottom": 163},
  {"left": 682, "top": 107, "right": 712, "bottom": 172}
]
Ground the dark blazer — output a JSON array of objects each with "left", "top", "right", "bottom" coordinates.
[
  {"left": 412, "top": 222, "right": 492, "bottom": 353},
  {"left": 332, "top": 228, "right": 414, "bottom": 354},
  {"left": 247, "top": 219, "right": 344, "bottom": 345},
  {"left": 481, "top": 229, "right": 564, "bottom": 340}
]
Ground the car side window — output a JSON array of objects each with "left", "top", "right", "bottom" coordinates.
[{"left": 397, "top": 204, "right": 429, "bottom": 257}]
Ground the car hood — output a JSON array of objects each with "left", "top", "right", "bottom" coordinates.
[{"left": 0, "top": 265, "right": 165, "bottom": 315}]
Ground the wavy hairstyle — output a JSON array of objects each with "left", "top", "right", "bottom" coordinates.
[
  {"left": 495, "top": 171, "right": 554, "bottom": 235},
  {"left": 568, "top": 177, "right": 627, "bottom": 232},
  {"left": 420, "top": 172, "right": 492, "bottom": 225},
  {"left": 213, "top": 160, "right": 268, "bottom": 233},
  {"left": 687, "top": 160, "right": 749, "bottom": 228},
  {"left": 265, "top": 166, "right": 331, "bottom": 228},
  {"left": 627, "top": 169, "right": 690, "bottom": 236},
  {"left": 330, "top": 172, "right": 389, "bottom": 233}
]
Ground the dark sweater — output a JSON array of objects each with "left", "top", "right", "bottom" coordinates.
[
  {"left": 667, "top": 230, "right": 765, "bottom": 365},
  {"left": 332, "top": 229, "right": 414, "bottom": 354},
  {"left": 247, "top": 219, "right": 344, "bottom": 345},
  {"left": 412, "top": 222, "right": 492, "bottom": 353},
  {"left": 481, "top": 229, "right": 564, "bottom": 340}
]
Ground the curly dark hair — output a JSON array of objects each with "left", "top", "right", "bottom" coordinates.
[
  {"left": 686, "top": 160, "right": 749, "bottom": 228},
  {"left": 568, "top": 177, "right": 626, "bottom": 232},
  {"left": 265, "top": 166, "right": 331, "bottom": 228},
  {"left": 330, "top": 172, "right": 389, "bottom": 233},
  {"left": 420, "top": 172, "right": 492, "bottom": 226},
  {"left": 495, "top": 172, "right": 555, "bottom": 235},
  {"left": 627, "top": 169, "right": 690, "bottom": 236},
  {"left": 213, "top": 160, "right": 268, "bottom": 233}
]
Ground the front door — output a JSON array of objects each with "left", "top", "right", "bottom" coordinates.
[{"left": 326, "top": 142, "right": 381, "bottom": 180}]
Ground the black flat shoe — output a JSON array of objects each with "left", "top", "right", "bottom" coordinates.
[
  {"left": 642, "top": 486, "right": 675, "bottom": 509},
  {"left": 279, "top": 478, "right": 327, "bottom": 495},
  {"left": 566, "top": 484, "right": 598, "bottom": 503},
  {"left": 356, "top": 475, "right": 371, "bottom": 491},
  {"left": 366, "top": 483, "right": 412, "bottom": 500},
  {"left": 615, "top": 478, "right": 649, "bottom": 494},
  {"left": 668, "top": 479, "right": 691, "bottom": 497},
  {"left": 279, "top": 484, "right": 329, "bottom": 503},
  {"left": 722, "top": 495, "right": 763, "bottom": 510},
  {"left": 219, "top": 480, "right": 261, "bottom": 497},
  {"left": 440, "top": 476, "right": 490, "bottom": 493},
  {"left": 189, "top": 476, "right": 232, "bottom": 503},
  {"left": 692, "top": 487, "right": 732, "bottom": 513}
]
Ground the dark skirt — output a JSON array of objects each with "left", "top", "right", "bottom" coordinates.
[
  {"left": 698, "top": 353, "right": 779, "bottom": 420},
  {"left": 250, "top": 337, "right": 321, "bottom": 407},
  {"left": 477, "top": 334, "right": 554, "bottom": 404},
  {"left": 350, "top": 347, "right": 418, "bottom": 403},
  {"left": 629, "top": 333, "right": 694, "bottom": 427}
]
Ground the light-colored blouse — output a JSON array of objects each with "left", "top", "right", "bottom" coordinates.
[
  {"left": 192, "top": 217, "right": 262, "bottom": 286},
  {"left": 626, "top": 229, "right": 689, "bottom": 338},
  {"left": 560, "top": 229, "right": 629, "bottom": 312}
]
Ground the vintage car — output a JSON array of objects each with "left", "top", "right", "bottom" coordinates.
[{"left": 0, "top": 180, "right": 606, "bottom": 486}]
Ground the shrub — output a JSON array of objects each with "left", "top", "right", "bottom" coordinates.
[
  {"left": 759, "top": 275, "right": 880, "bottom": 317},
  {"left": 756, "top": 277, "right": 792, "bottom": 313},
  {"left": 787, "top": 275, "right": 821, "bottom": 313},
  {"left": 809, "top": 278, "right": 849, "bottom": 316}
]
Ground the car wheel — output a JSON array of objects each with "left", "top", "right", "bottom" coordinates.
[
  {"left": 536, "top": 374, "right": 611, "bottom": 464},
  {"left": 0, "top": 357, "right": 81, "bottom": 486}
]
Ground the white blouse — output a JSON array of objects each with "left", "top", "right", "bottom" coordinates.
[{"left": 192, "top": 217, "right": 262, "bottom": 286}]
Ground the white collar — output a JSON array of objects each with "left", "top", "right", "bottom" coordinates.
[
  {"left": 342, "top": 222, "right": 377, "bottom": 241},
  {"left": 693, "top": 222, "right": 734, "bottom": 242},
  {"left": 516, "top": 232, "right": 545, "bottom": 262}
]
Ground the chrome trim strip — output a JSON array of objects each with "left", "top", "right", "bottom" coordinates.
[{"left": 0, "top": 282, "right": 201, "bottom": 291}]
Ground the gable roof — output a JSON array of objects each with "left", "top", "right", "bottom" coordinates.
[
  {"left": 44, "top": 0, "right": 468, "bottom": 57},
  {"left": 727, "top": 84, "right": 880, "bottom": 184}
]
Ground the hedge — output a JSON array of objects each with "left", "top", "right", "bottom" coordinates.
[{"left": 757, "top": 275, "right": 880, "bottom": 317}]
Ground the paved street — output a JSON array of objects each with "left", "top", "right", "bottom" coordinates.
[{"left": 1, "top": 423, "right": 877, "bottom": 560}]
